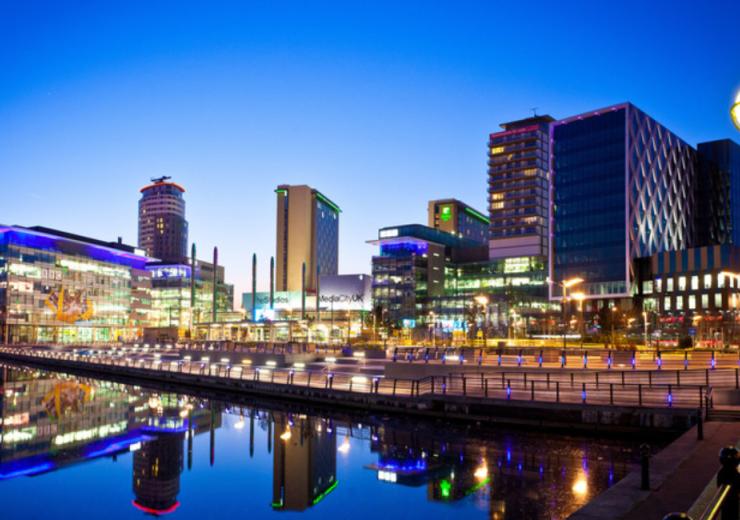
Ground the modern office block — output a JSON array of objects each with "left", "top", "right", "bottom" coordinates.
[
  {"left": 550, "top": 103, "right": 696, "bottom": 302},
  {"left": 427, "top": 199, "right": 489, "bottom": 245},
  {"left": 276, "top": 185, "right": 339, "bottom": 292}
]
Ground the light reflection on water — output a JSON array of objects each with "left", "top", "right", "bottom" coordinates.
[{"left": 0, "top": 365, "right": 658, "bottom": 519}]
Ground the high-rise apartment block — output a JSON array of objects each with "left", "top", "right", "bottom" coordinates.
[
  {"left": 138, "top": 177, "right": 188, "bottom": 263},
  {"left": 488, "top": 115, "right": 553, "bottom": 259},
  {"left": 275, "top": 185, "right": 340, "bottom": 292}
]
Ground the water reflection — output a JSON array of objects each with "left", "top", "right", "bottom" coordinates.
[{"left": 0, "top": 365, "right": 653, "bottom": 519}]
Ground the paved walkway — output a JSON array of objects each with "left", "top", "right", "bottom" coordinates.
[{"left": 570, "top": 421, "right": 740, "bottom": 519}]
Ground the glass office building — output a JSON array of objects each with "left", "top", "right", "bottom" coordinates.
[
  {"left": 696, "top": 139, "right": 740, "bottom": 247},
  {"left": 147, "top": 261, "right": 233, "bottom": 334},
  {"left": 551, "top": 104, "right": 696, "bottom": 303},
  {"left": 0, "top": 226, "right": 152, "bottom": 344}
]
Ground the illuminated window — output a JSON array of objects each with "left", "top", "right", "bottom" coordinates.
[
  {"left": 701, "top": 294, "right": 709, "bottom": 309},
  {"left": 666, "top": 278, "right": 674, "bottom": 292},
  {"left": 690, "top": 276, "right": 698, "bottom": 291},
  {"left": 677, "top": 277, "right": 686, "bottom": 291},
  {"left": 655, "top": 278, "right": 662, "bottom": 292},
  {"left": 675, "top": 296, "right": 683, "bottom": 310},
  {"left": 688, "top": 295, "right": 696, "bottom": 310},
  {"left": 664, "top": 297, "right": 671, "bottom": 311},
  {"left": 490, "top": 146, "right": 504, "bottom": 154},
  {"left": 715, "top": 293, "right": 723, "bottom": 308}
]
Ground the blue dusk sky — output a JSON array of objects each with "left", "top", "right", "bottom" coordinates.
[{"left": 1, "top": 1, "right": 739, "bottom": 302}]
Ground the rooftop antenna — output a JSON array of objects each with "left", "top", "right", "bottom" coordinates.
[
  {"left": 531, "top": 107, "right": 539, "bottom": 117},
  {"left": 150, "top": 175, "right": 172, "bottom": 183}
]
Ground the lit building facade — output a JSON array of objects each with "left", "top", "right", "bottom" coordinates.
[
  {"left": 551, "top": 103, "right": 697, "bottom": 304},
  {"left": 430, "top": 256, "right": 551, "bottom": 334},
  {"left": 488, "top": 115, "right": 553, "bottom": 259},
  {"left": 370, "top": 225, "right": 484, "bottom": 326},
  {"left": 0, "top": 225, "right": 152, "bottom": 344},
  {"left": 427, "top": 199, "right": 489, "bottom": 245},
  {"left": 276, "top": 185, "right": 339, "bottom": 292},
  {"left": 138, "top": 177, "right": 188, "bottom": 263},
  {"left": 635, "top": 244, "right": 740, "bottom": 343}
]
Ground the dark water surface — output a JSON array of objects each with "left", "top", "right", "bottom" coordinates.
[{"left": 0, "top": 365, "right": 662, "bottom": 519}]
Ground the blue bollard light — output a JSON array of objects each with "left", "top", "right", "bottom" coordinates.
[
  {"left": 657, "top": 352, "right": 662, "bottom": 370},
  {"left": 711, "top": 352, "right": 716, "bottom": 370},
  {"left": 631, "top": 353, "right": 636, "bottom": 370},
  {"left": 583, "top": 352, "right": 588, "bottom": 369},
  {"left": 506, "top": 381, "right": 511, "bottom": 400},
  {"left": 607, "top": 352, "right": 612, "bottom": 369},
  {"left": 517, "top": 351, "right": 523, "bottom": 367},
  {"left": 497, "top": 353, "right": 502, "bottom": 366},
  {"left": 538, "top": 351, "right": 543, "bottom": 368}
]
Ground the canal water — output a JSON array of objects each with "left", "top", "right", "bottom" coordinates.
[{"left": 0, "top": 365, "right": 663, "bottom": 519}]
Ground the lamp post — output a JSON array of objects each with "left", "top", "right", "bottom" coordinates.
[
  {"left": 548, "top": 277, "right": 584, "bottom": 350},
  {"left": 474, "top": 295, "right": 489, "bottom": 347},
  {"left": 610, "top": 306, "right": 618, "bottom": 348},
  {"left": 428, "top": 311, "right": 436, "bottom": 347},
  {"left": 572, "top": 292, "right": 586, "bottom": 347},
  {"left": 642, "top": 310, "right": 649, "bottom": 349}
]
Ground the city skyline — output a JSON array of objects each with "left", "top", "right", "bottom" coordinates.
[{"left": 2, "top": 1, "right": 740, "bottom": 302}]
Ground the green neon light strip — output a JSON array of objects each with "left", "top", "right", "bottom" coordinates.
[
  {"left": 311, "top": 480, "right": 338, "bottom": 506},
  {"left": 271, "top": 501, "right": 284, "bottom": 509},
  {"left": 274, "top": 189, "right": 288, "bottom": 195},
  {"left": 464, "top": 477, "right": 491, "bottom": 496},
  {"left": 464, "top": 207, "right": 490, "bottom": 224},
  {"left": 315, "top": 192, "right": 342, "bottom": 213}
]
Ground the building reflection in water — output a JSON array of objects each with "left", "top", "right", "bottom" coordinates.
[
  {"left": 132, "top": 432, "right": 184, "bottom": 515},
  {"left": 0, "top": 366, "right": 636, "bottom": 519},
  {"left": 271, "top": 413, "right": 337, "bottom": 512},
  {"left": 368, "top": 424, "right": 627, "bottom": 519}
]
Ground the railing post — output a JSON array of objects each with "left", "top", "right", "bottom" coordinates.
[
  {"left": 648, "top": 370, "right": 652, "bottom": 386},
  {"left": 581, "top": 382, "right": 586, "bottom": 403},
  {"left": 462, "top": 376, "right": 467, "bottom": 396},
  {"left": 546, "top": 372, "right": 550, "bottom": 388},
  {"left": 706, "top": 369, "right": 710, "bottom": 386},
  {"left": 484, "top": 378, "right": 489, "bottom": 398},
  {"left": 676, "top": 370, "right": 680, "bottom": 386},
  {"left": 621, "top": 370, "right": 625, "bottom": 386},
  {"left": 638, "top": 384, "right": 643, "bottom": 407},
  {"left": 556, "top": 381, "right": 560, "bottom": 403},
  {"left": 697, "top": 409, "right": 704, "bottom": 440},
  {"left": 640, "top": 444, "right": 650, "bottom": 490},
  {"left": 392, "top": 379, "right": 397, "bottom": 396},
  {"left": 717, "top": 447, "right": 740, "bottom": 519},
  {"left": 570, "top": 372, "right": 574, "bottom": 387},
  {"left": 531, "top": 381, "right": 535, "bottom": 401}
]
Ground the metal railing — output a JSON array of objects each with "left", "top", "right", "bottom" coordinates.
[{"left": 0, "top": 346, "right": 713, "bottom": 411}]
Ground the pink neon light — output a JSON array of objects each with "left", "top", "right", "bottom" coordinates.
[{"left": 132, "top": 500, "right": 181, "bottom": 516}]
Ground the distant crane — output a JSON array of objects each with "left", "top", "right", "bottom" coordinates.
[
  {"left": 150, "top": 175, "right": 172, "bottom": 184},
  {"left": 530, "top": 107, "right": 539, "bottom": 117}
]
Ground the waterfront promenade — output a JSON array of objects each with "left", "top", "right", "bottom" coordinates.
[{"left": 0, "top": 343, "right": 731, "bottom": 433}]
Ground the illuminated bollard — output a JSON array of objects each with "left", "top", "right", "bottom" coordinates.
[
  {"left": 656, "top": 352, "right": 662, "bottom": 370},
  {"left": 581, "top": 383, "right": 587, "bottom": 403},
  {"left": 392, "top": 348, "right": 398, "bottom": 363},
  {"left": 684, "top": 351, "right": 689, "bottom": 371},
  {"left": 711, "top": 351, "right": 716, "bottom": 370},
  {"left": 517, "top": 350, "right": 523, "bottom": 367},
  {"left": 631, "top": 352, "right": 636, "bottom": 370},
  {"left": 477, "top": 349, "right": 483, "bottom": 367},
  {"left": 607, "top": 352, "right": 613, "bottom": 369},
  {"left": 506, "top": 380, "right": 511, "bottom": 400},
  {"left": 497, "top": 352, "right": 502, "bottom": 367},
  {"left": 538, "top": 350, "right": 543, "bottom": 368},
  {"left": 560, "top": 350, "right": 566, "bottom": 368},
  {"left": 424, "top": 348, "right": 430, "bottom": 364},
  {"left": 459, "top": 353, "right": 464, "bottom": 365},
  {"left": 583, "top": 352, "right": 588, "bottom": 369},
  {"left": 667, "top": 386, "right": 673, "bottom": 407}
]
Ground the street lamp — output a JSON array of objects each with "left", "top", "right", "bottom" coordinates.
[
  {"left": 474, "top": 295, "right": 489, "bottom": 347},
  {"left": 610, "top": 306, "right": 618, "bottom": 348},
  {"left": 731, "top": 90, "right": 740, "bottom": 131},
  {"left": 548, "top": 277, "right": 584, "bottom": 350},
  {"left": 572, "top": 292, "right": 586, "bottom": 346},
  {"left": 642, "top": 310, "right": 649, "bottom": 349},
  {"left": 428, "top": 311, "right": 436, "bottom": 347}
]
